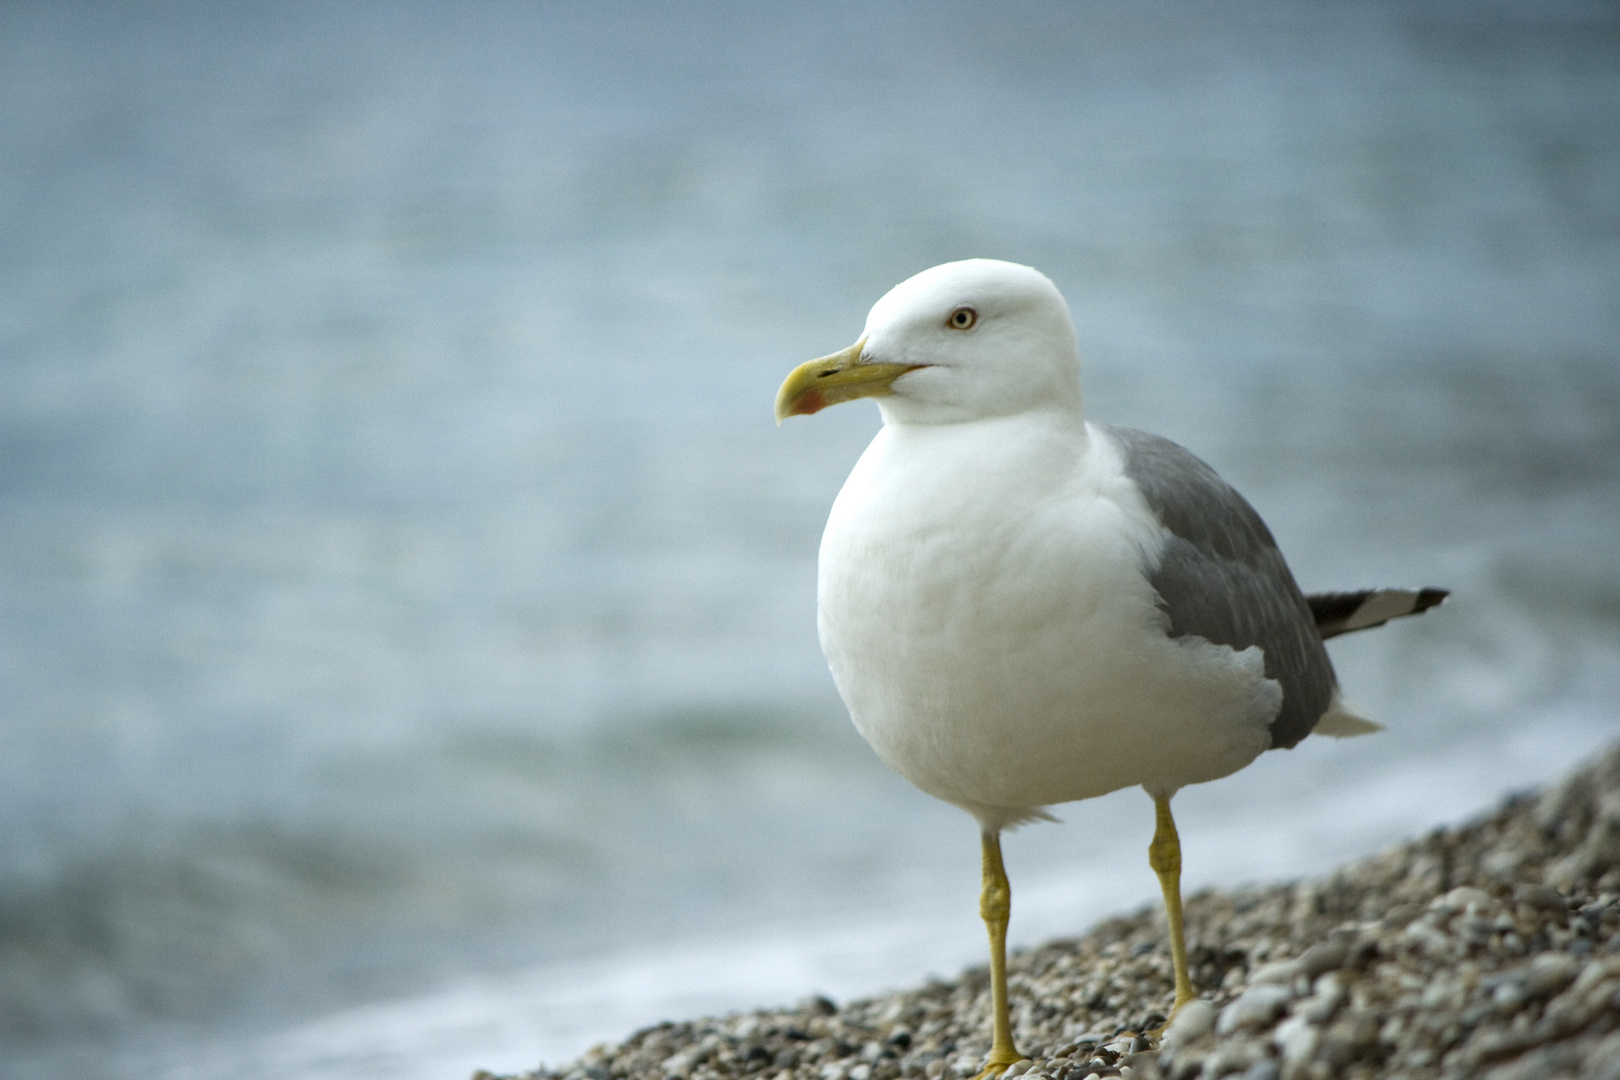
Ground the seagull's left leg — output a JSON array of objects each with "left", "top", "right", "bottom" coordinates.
[
  {"left": 1148, "top": 792, "right": 1196, "bottom": 1017},
  {"left": 975, "top": 829, "right": 1025, "bottom": 1079}
]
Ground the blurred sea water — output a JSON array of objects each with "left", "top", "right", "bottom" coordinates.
[{"left": 1, "top": 2, "right": 1617, "bottom": 1078}]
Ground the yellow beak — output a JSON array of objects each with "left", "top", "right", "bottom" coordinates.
[{"left": 774, "top": 338, "right": 923, "bottom": 423}]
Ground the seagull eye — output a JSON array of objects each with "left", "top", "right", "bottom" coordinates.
[{"left": 947, "top": 306, "right": 977, "bottom": 331}]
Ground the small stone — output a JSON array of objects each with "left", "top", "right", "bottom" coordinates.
[
  {"left": 1272, "top": 1015, "right": 1319, "bottom": 1070},
  {"left": 1160, "top": 1001, "right": 1215, "bottom": 1047},
  {"left": 1403, "top": 918, "right": 1454, "bottom": 953},
  {"left": 1248, "top": 959, "right": 1303, "bottom": 987},
  {"left": 1200, "top": 1044, "right": 1263, "bottom": 1078},
  {"left": 1431, "top": 886, "right": 1493, "bottom": 913},
  {"left": 1004, "top": 1062, "right": 1032, "bottom": 1078},
  {"left": 1296, "top": 941, "right": 1349, "bottom": 980},
  {"left": 1295, "top": 974, "right": 1345, "bottom": 1024},
  {"left": 1514, "top": 882, "right": 1568, "bottom": 911},
  {"left": 1216, "top": 985, "right": 1292, "bottom": 1035},
  {"left": 1584, "top": 1029, "right": 1620, "bottom": 1073},
  {"left": 1102, "top": 1034, "right": 1147, "bottom": 1057},
  {"left": 1525, "top": 951, "right": 1581, "bottom": 996},
  {"left": 1484, "top": 848, "right": 1524, "bottom": 876},
  {"left": 663, "top": 1049, "right": 702, "bottom": 1077}
]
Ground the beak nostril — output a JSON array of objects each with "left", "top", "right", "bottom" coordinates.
[{"left": 817, "top": 369, "right": 838, "bottom": 378}]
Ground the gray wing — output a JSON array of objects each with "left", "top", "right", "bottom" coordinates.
[{"left": 1105, "top": 425, "right": 1335, "bottom": 750}]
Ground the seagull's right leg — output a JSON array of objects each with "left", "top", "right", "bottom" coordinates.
[
  {"left": 975, "top": 829, "right": 1025, "bottom": 1079},
  {"left": 1148, "top": 792, "right": 1196, "bottom": 1017}
]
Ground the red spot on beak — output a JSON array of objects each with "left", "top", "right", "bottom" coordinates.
[{"left": 795, "top": 390, "right": 827, "bottom": 416}]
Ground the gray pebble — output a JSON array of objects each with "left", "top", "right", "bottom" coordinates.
[
  {"left": 1246, "top": 959, "right": 1302, "bottom": 987},
  {"left": 1525, "top": 951, "right": 1581, "bottom": 996},
  {"left": 1216, "top": 985, "right": 1292, "bottom": 1035},
  {"left": 1160, "top": 1000, "right": 1215, "bottom": 1047},
  {"left": 1515, "top": 883, "right": 1568, "bottom": 911},
  {"left": 1296, "top": 940, "right": 1348, "bottom": 979}
]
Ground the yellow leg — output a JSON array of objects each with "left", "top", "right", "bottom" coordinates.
[
  {"left": 974, "top": 830, "right": 1025, "bottom": 1079},
  {"left": 1149, "top": 794, "right": 1196, "bottom": 1018}
]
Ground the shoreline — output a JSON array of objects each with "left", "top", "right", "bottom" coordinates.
[{"left": 480, "top": 743, "right": 1620, "bottom": 1080}]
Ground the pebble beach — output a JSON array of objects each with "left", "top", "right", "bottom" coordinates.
[{"left": 480, "top": 742, "right": 1620, "bottom": 1080}]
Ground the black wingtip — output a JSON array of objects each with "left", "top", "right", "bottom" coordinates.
[
  {"left": 1414, "top": 587, "right": 1449, "bottom": 613},
  {"left": 1308, "top": 586, "right": 1451, "bottom": 640}
]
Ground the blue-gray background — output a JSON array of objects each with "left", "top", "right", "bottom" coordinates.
[{"left": 2, "top": 2, "right": 1617, "bottom": 1077}]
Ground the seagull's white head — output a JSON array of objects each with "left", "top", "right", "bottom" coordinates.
[{"left": 776, "top": 259, "right": 1084, "bottom": 426}]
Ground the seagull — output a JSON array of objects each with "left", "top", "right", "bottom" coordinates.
[{"left": 774, "top": 259, "right": 1444, "bottom": 1075}]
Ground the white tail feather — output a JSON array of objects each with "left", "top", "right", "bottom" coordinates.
[{"left": 1314, "top": 693, "right": 1385, "bottom": 738}]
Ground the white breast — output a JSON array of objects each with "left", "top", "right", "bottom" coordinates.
[{"left": 817, "top": 417, "right": 1278, "bottom": 827}]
